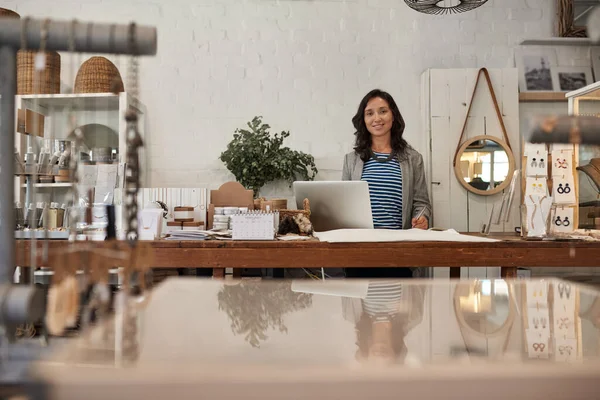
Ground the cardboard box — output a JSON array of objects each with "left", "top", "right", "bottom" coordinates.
[
  {"left": 207, "top": 182, "right": 254, "bottom": 229},
  {"left": 17, "top": 109, "right": 45, "bottom": 137}
]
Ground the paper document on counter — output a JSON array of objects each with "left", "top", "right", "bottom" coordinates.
[{"left": 314, "top": 229, "right": 500, "bottom": 243}]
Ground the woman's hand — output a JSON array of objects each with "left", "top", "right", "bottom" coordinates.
[{"left": 411, "top": 216, "right": 428, "bottom": 230}]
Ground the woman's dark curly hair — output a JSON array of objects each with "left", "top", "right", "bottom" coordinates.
[
  {"left": 351, "top": 89, "right": 407, "bottom": 162},
  {"left": 355, "top": 312, "right": 407, "bottom": 362}
]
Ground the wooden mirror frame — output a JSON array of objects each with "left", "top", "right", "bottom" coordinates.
[
  {"left": 557, "top": 0, "right": 587, "bottom": 37},
  {"left": 453, "top": 135, "right": 516, "bottom": 196},
  {"left": 453, "top": 281, "right": 517, "bottom": 337}
]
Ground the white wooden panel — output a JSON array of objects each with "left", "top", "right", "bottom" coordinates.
[
  {"left": 406, "top": 287, "right": 432, "bottom": 363},
  {"left": 430, "top": 117, "right": 452, "bottom": 229},
  {"left": 421, "top": 70, "right": 432, "bottom": 187},
  {"left": 467, "top": 191, "right": 491, "bottom": 233},
  {"left": 501, "top": 68, "right": 520, "bottom": 118},
  {"left": 425, "top": 68, "right": 520, "bottom": 235},
  {"left": 430, "top": 282, "right": 464, "bottom": 359},
  {"left": 467, "top": 267, "right": 488, "bottom": 279},
  {"left": 444, "top": 70, "right": 470, "bottom": 232},
  {"left": 432, "top": 267, "right": 450, "bottom": 278},
  {"left": 429, "top": 70, "right": 450, "bottom": 117}
]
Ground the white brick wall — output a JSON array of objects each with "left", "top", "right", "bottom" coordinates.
[{"left": 11, "top": 0, "right": 555, "bottom": 197}]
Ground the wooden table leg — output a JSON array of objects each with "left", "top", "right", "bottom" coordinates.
[
  {"left": 501, "top": 267, "right": 517, "bottom": 278},
  {"left": 232, "top": 268, "right": 242, "bottom": 278},
  {"left": 212, "top": 268, "right": 225, "bottom": 278},
  {"left": 450, "top": 267, "right": 461, "bottom": 279}
]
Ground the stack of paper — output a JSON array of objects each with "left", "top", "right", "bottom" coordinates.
[
  {"left": 165, "top": 230, "right": 209, "bottom": 241},
  {"left": 165, "top": 229, "right": 232, "bottom": 241},
  {"left": 314, "top": 228, "right": 500, "bottom": 243}
]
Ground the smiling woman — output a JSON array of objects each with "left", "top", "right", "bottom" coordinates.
[{"left": 342, "top": 89, "right": 432, "bottom": 278}]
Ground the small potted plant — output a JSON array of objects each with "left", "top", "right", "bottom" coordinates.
[{"left": 219, "top": 116, "right": 318, "bottom": 198}]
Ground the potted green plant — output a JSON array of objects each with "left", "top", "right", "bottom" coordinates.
[{"left": 219, "top": 116, "right": 318, "bottom": 197}]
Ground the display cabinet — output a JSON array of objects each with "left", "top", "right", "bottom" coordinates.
[
  {"left": 566, "top": 82, "right": 600, "bottom": 229},
  {"left": 14, "top": 92, "right": 147, "bottom": 237}
]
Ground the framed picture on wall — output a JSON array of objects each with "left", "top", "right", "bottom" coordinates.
[
  {"left": 515, "top": 48, "right": 558, "bottom": 92},
  {"left": 551, "top": 66, "right": 593, "bottom": 92},
  {"left": 591, "top": 47, "right": 600, "bottom": 82}
]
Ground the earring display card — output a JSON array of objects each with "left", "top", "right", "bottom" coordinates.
[
  {"left": 524, "top": 195, "right": 552, "bottom": 237},
  {"left": 553, "top": 281, "right": 576, "bottom": 314},
  {"left": 526, "top": 281, "right": 548, "bottom": 308},
  {"left": 551, "top": 150, "right": 573, "bottom": 176},
  {"left": 523, "top": 143, "right": 547, "bottom": 157},
  {"left": 554, "top": 338, "right": 577, "bottom": 363},
  {"left": 552, "top": 176, "right": 576, "bottom": 204},
  {"left": 550, "top": 143, "right": 575, "bottom": 152},
  {"left": 550, "top": 207, "right": 575, "bottom": 233},
  {"left": 526, "top": 329, "right": 550, "bottom": 359},
  {"left": 527, "top": 155, "right": 548, "bottom": 177},
  {"left": 525, "top": 177, "right": 548, "bottom": 197}
]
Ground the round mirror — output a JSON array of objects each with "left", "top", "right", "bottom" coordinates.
[
  {"left": 454, "top": 135, "right": 515, "bottom": 196},
  {"left": 453, "top": 280, "right": 514, "bottom": 335}
]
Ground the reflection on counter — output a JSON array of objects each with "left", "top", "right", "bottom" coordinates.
[{"left": 33, "top": 278, "right": 600, "bottom": 370}]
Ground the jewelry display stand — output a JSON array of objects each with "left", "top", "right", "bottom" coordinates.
[
  {"left": 521, "top": 141, "right": 578, "bottom": 238},
  {"left": 567, "top": 82, "right": 600, "bottom": 230}
]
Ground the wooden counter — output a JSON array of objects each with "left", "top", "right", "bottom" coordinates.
[{"left": 14, "top": 233, "right": 600, "bottom": 278}]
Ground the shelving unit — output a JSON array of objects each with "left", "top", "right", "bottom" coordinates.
[
  {"left": 566, "top": 81, "right": 600, "bottom": 229},
  {"left": 519, "top": 92, "right": 568, "bottom": 102},
  {"left": 519, "top": 38, "right": 592, "bottom": 46},
  {"left": 20, "top": 183, "right": 73, "bottom": 188},
  {"left": 15, "top": 92, "right": 147, "bottom": 238},
  {"left": 18, "top": 93, "right": 120, "bottom": 111}
]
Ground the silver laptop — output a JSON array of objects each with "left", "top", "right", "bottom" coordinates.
[{"left": 293, "top": 181, "right": 373, "bottom": 232}]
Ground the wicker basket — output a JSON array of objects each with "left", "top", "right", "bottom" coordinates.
[
  {"left": 17, "top": 50, "right": 61, "bottom": 95},
  {"left": 254, "top": 197, "right": 288, "bottom": 210},
  {"left": 74, "top": 57, "right": 124, "bottom": 93},
  {"left": 0, "top": 8, "right": 19, "bottom": 18},
  {"left": 278, "top": 198, "right": 311, "bottom": 223}
]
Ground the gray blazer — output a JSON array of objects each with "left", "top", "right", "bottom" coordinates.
[{"left": 342, "top": 147, "right": 432, "bottom": 229}]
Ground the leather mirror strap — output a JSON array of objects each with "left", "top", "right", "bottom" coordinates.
[{"left": 453, "top": 68, "right": 512, "bottom": 167}]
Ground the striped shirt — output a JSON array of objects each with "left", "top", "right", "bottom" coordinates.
[
  {"left": 363, "top": 281, "right": 403, "bottom": 320},
  {"left": 361, "top": 151, "right": 403, "bottom": 229}
]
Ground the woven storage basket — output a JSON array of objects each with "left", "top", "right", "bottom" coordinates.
[
  {"left": 278, "top": 198, "right": 310, "bottom": 223},
  {"left": 17, "top": 50, "right": 61, "bottom": 95},
  {"left": 74, "top": 57, "right": 124, "bottom": 93},
  {"left": 0, "top": 8, "right": 19, "bottom": 18}
]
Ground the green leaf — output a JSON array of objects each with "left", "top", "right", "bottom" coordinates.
[{"left": 219, "top": 116, "right": 319, "bottom": 198}]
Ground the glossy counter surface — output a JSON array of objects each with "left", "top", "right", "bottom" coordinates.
[{"left": 32, "top": 278, "right": 600, "bottom": 399}]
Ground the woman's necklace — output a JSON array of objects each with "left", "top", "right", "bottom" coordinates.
[{"left": 370, "top": 148, "right": 394, "bottom": 163}]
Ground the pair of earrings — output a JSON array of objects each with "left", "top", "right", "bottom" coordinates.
[
  {"left": 558, "top": 345, "right": 573, "bottom": 356},
  {"left": 558, "top": 317, "right": 571, "bottom": 329},
  {"left": 532, "top": 343, "right": 546, "bottom": 352},
  {"left": 557, "top": 282, "right": 571, "bottom": 299},
  {"left": 555, "top": 216, "right": 571, "bottom": 226},
  {"left": 532, "top": 289, "right": 544, "bottom": 297},
  {"left": 531, "top": 183, "right": 545, "bottom": 194},
  {"left": 532, "top": 317, "right": 547, "bottom": 329},
  {"left": 531, "top": 157, "right": 545, "bottom": 168},
  {"left": 555, "top": 158, "right": 568, "bottom": 169},
  {"left": 556, "top": 183, "right": 571, "bottom": 194}
]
